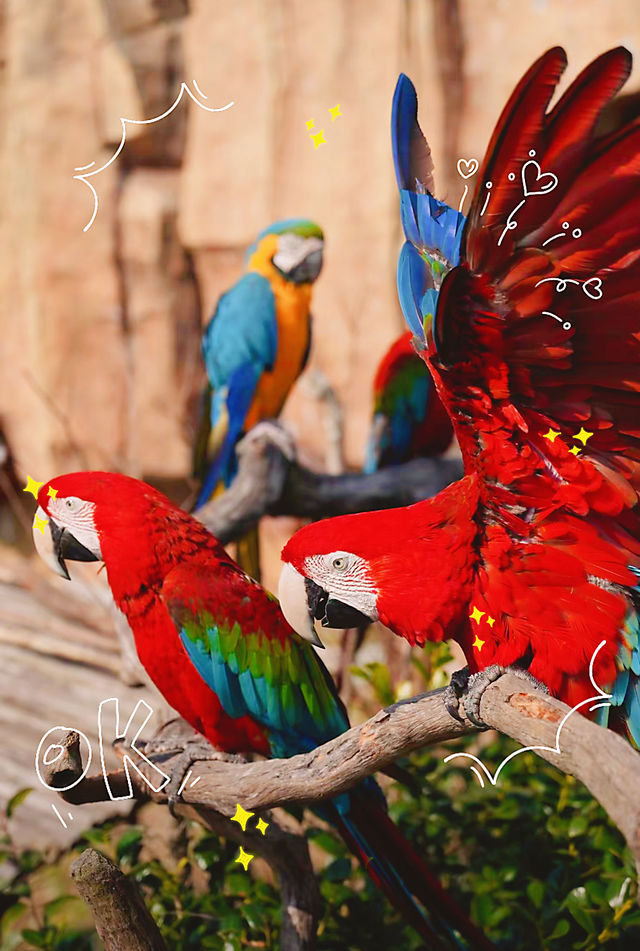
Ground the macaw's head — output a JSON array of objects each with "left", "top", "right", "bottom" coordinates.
[
  {"left": 278, "top": 506, "right": 419, "bottom": 646},
  {"left": 31, "top": 471, "right": 194, "bottom": 585},
  {"left": 279, "top": 490, "right": 475, "bottom": 647},
  {"left": 248, "top": 218, "right": 324, "bottom": 285}
]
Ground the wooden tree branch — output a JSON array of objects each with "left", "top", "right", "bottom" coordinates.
[
  {"left": 51, "top": 676, "right": 640, "bottom": 910},
  {"left": 70, "top": 848, "right": 168, "bottom": 951},
  {"left": 196, "top": 422, "right": 463, "bottom": 543},
  {"left": 186, "top": 803, "right": 321, "bottom": 951},
  {"left": 51, "top": 725, "right": 321, "bottom": 951}
]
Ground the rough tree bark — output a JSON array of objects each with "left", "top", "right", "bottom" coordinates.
[
  {"left": 70, "top": 849, "right": 169, "bottom": 951},
  {"left": 195, "top": 422, "right": 463, "bottom": 543},
  {"left": 50, "top": 673, "right": 640, "bottom": 951}
]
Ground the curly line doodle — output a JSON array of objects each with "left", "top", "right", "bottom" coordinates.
[
  {"left": 456, "top": 158, "right": 478, "bottom": 213},
  {"left": 542, "top": 310, "right": 572, "bottom": 331},
  {"left": 497, "top": 151, "right": 558, "bottom": 247},
  {"left": 443, "top": 640, "right": 612, "bottom": 787},
  {"left": 542, "top": 220, "right": 582, "bottom": 246},
  {"left": 74, "top": 81, "right": 234, "bottom": 232},
  {"left": 479, "top": 181, "right": 493, "bottom": 217},
  {"left": 535, "top": 276, "right": 603, "bottom": 300}
]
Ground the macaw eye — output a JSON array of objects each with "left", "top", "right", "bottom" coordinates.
[
  {"left": 332, "top": 556, "right": 348, "bottom": 570},
  {"left": 64, "top": 497, "right": 81, "bottom": 512}
]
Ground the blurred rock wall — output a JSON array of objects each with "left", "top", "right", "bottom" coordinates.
[{"left": 1, "top": 0, "right": 638, "bottom": 483}]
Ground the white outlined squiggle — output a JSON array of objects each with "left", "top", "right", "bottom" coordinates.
[
  {"left": 74, "top": 82, "right": 234, "bottom": 232},
  {"left": 443, "top": 640, "right": 612, "bottom": 787}
]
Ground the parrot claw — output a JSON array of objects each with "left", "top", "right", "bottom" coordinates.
[
  {"left": 443, "top": 666, "right": 470, "bottom": 723},
  {"left": 238, "top": 420, "right": 296, "bottom": 462},
  {"left": 449, "top": 664, "right": 550, "bottom": 729},
  {"left": 163, "top": 738, "right": 243, "bottom": 816}
]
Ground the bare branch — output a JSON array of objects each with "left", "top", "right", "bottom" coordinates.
[
  {"left": 196, "top": 422, "right": 463, "bottom": 543},
  {"left": 71, "top": 849, "right": 168, "bottom": 951},
  {"left": 185, "top": 804, "right": 321, "bottom": 951},
  {"left": 50, "top": 676, "right": 640, "bottom": 900}
]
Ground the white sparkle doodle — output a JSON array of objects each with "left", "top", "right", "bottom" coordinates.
[
  {"left": 74, "top": 82, "right": 234, "bottom": 232},
  {"left": 456, "top": 158, "right": 478, "bottom": 213},
  {"left": 443, "top": 640, "right": 612, "bottom": 787},
  {"left": 51, "top": 804, "right": 74, "bottom": 829},
  {"left": 497, "top": 151, "right": 558, "bottom": 247},
  {"left": 542, "top": 220, "right": 582, "bottom": 247}
]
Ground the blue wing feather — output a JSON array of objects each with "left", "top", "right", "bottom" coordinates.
[
  {"left": 597, "top": 569, "right": 640, "bottom": 747},
  {"left": 196, "top": 273, "right": 278, "bottom": 503}
]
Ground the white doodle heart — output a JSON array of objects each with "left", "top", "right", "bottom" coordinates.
[
  {"left": 521, "top": 159, "right": 558, "bottom": 197},
  {"left": 457, "top": 158, "right": 479, "bottom": 180},
  {"left": 582, "top": 277, "right": 603, "bottom": 300}
]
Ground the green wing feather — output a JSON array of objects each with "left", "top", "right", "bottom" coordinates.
[{"left": 162, "top": 561, "right": 349, "bottom": 757}]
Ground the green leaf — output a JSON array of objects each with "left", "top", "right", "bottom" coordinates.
[
  {"left": 568, "top": 815, "right": 588, "bottom": 838},
  {"left": 20, "top": 929, "right": 50, "bottom": 948},
  {"left": 6, "top": 788, "right": 33, "bottom": 819},
  {"left": 548, "top": 918, "right": 570, "bottom": 940},
  {"left": 1, "top": 901, "right": 28, "bottom": 932},
  {"left": 526, "top": 879, "right": 545, "bottom": 908},
  {"left": 43, "top": 894, "right": 82, "bottom": 925},
  {"left": 116, "top": 827, "right": 143, "bottom": 863},
  {"left": 325, "top": 857, "right": 352, "bottom": 883}
]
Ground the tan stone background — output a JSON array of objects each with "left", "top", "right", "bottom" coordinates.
[{"left": 1, "top": 0, "right": 639, "bottom": 575}]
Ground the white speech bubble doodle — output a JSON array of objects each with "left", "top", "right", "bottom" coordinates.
[{"left": 74, "top": 82, "right": 234, "bottom": 232}]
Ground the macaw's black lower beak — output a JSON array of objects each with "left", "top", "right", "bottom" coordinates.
[
  {"left": 50, "top": 520, "right": 100, "bottom": 580},
  {"left": 288, "top": 248, "right": 323, "bottom": 284},
  {"left": 304, "top": 578, "right": 371, "bottom": 630},
  {"left": 323, "top": 598, "right": 371, "bottom": 630}
]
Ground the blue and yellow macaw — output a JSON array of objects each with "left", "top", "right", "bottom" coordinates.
[{"left": 194, "top": 219, "right": 324, "bottom": 509}]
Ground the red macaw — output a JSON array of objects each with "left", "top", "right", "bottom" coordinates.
[
  {"left": 32, "top": 472, "right": 494, "bottom": 951},
  {"left": 364, "top": 330, "right": 454, "bottom": 472},
  {"left": 278, "top": 47, "right": 640, "bottom": 748}
]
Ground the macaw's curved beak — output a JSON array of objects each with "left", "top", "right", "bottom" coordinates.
[
  {"left": 289, "top": 247, "right": 323, "bottom": 284},
  {"left": 278, "top": 563, "right": 325, "bottom": 646},
  {"left": 278, "top": 563, "right": 372, "bottom": 646},
  {"left": 32, "top": 507, "right": 100, "bottom": 581}
]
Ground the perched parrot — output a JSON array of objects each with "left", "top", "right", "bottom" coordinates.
[
  {"left": 193, "top": 218, "right": 323, "bottom": 507},
  {"left": 32, "top": 472, "right": 495, "bottom": 951},
  {"left": 364, "top": 330, "right": 453, "bottom": 472},
  {"left": 279, "top": 47, "right": 640, "bottom": 749}
]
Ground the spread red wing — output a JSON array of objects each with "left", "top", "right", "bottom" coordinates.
[{"left": 422, "top": 48, "right": 640, "bottom": 715}]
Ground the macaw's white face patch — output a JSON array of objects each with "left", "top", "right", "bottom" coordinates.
[
  {"left": 304, "top": 550, "right": 379, "bottom": 620},
  {"left": 273, "top": 233, "right": 324, "bottom": 274},
  {"left": 32, "top": 496, "right": 102, "bottom": 580}
]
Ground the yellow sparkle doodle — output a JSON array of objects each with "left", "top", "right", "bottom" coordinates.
[
  {"left": 33, "top": 513, "right": 49, "bottom": 535},
  {"left": 305, "top": 118, "right": 315, "bottom": 130},
  {"left": 235, "top": 846, "right": 254, "bottom": 871},
  {"left": 542, "top": 428, "right": 561, "bottom": 443},
  {"left": 24, "top": 476, "right": 44, "bottom": 499},
  {"left": 569, "top": 445, "right": 582, "bottom": 456},
  {"left": 469, "top": 605, "right": 485, "bottom": 624},
  {"left": 472, "top": 634, "right": 485, "bottom": 652},
  {"left": 310, "top": 130, "right": 326, "bottom": 149},
  {"left": 574, "top": 427, "right": 594, "bottom": 446},
  {"left": 486, "top": 616, "right": 496, "bottom": 628},
  {"left": 329, "top": 104, "right": 342, "bottom": 122},
  {"left": 47, "top": 487, "right": 58, "bottom": 499},
  {"left": 255, "top": 817, "right": 269, "bottom": 836},
  {"left": 230, "top": 803, "right": 254, "bottom": 832}
]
